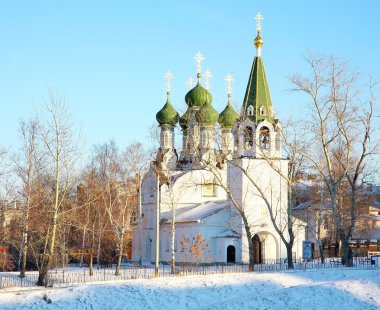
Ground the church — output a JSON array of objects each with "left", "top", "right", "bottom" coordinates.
[{"left": 132, "top": 14, "right": 306, "bottom": 265}]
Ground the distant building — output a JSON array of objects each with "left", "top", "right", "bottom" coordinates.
[{"left": 293, "top": 181, "right": 380, "bottom": 257}]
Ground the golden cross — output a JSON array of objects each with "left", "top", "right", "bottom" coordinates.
[
  {"left": 164, "top": 71, "right": 173, "bottom": 92},
  {"left": 194, "top": 52, "right": 205, "bottom": 74},
  {"left": 224, "top": 73, "right": 234, "bottom": 95},
  {"left": 255, "top": 12, "right": 264, "bottom": 32},
  {"left": 204, "top": 69, "right": 213, "bottom": 90}
]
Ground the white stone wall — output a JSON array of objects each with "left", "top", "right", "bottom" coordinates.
[
  {"left": 133, "top": 155, "right": 306, "bottom": 264},
  {"left": 228, "top": 158, "right": 291, "bottom": 261}
]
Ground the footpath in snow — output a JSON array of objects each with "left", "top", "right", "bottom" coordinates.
[{"left": 1, "top": 268, "right": 380, "bottom": 309}]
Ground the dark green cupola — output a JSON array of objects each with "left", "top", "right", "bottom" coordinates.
[
  {"left": 185, "top": 73, "right": 213, "bottom": 108},
  {"left": 196, "top": 99, "right": 219, "bottom": 126},
  {"left": 219, "top": 94, "right": 239, "bottom": 128},
  {"left": 156, "top": 92, "right": 179, "bottom": 126}
]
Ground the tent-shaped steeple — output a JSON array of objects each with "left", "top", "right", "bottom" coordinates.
[{"left": 241, "top": 28, "right": 273, "bottom": 123}]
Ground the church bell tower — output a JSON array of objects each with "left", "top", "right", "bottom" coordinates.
[{"left": 236, "top": 13, "right": 282, "bottom": 159}]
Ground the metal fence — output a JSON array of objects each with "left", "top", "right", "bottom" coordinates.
[
  {"left": 0, "top": 257, "right": 378, "bottom": 289},
  {"left": 253, "top": 256, "right": 380, "bottom": 271}
]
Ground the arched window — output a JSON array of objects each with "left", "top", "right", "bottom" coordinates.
[
  {"left": 244, "top": 126, "right": 254, "bottom": 148},
  {"left": 247, "top": 106, "right": 254, "bottom": 116},
  {"left": 259, "top": 106, "right": 266, "bottom": 116},
  {"left": 259, "top": 127, "right": 270, "bottom": 149}
]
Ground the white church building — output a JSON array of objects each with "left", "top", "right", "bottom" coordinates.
[{"left": 133, "top": 15, "right": 306, "bottom": 265}]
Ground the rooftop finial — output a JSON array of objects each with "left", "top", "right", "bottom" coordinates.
[
  {"left": 225, "top": 73, "right": 234, "bottom": 97},
  {"left": 194, "top": 52, "right": 204, "bottom": 84},
  {"left": 164, "top": 71, "right": 173, "bottom": 96},
  {"left": 194, "top": 52, "right": 205, "bottom": 74},
  {"left": 204, "top": 69, "right": 213, "bottom": 90},
  {"left": 255, "top": 12, "right": 264, "bottom": 33},
  {"left": 254, "top": 13, "right": 264, "bottom": 56},
  {"left": 186, "top": 77, "right": 195, "bottom": 90}
]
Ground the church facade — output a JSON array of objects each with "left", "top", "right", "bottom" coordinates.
[{"left": 133, "top": 16, "right": 306, "bottom": 265}]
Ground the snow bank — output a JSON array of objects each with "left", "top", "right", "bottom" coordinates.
[{"left": 1, "top": 269, "right": 379, "bottom": 309}]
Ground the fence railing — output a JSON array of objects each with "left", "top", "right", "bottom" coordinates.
[{"left": 0, "top": 257, "right": 378, "bottom": 289}]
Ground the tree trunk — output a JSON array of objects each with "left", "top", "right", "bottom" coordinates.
[
  {"left": 89, "top": 223, "right": 95, "bottom": 276},
  {"left": 37, "top": 158, "right": 60, "bottom": 286},
  {"left": 339, "top": 232, "right": 353, "bottom": 267},
  {"left": 96, "top": 234, "right": 101, "bottom": 269},
  {"left": 61, "top": 229, "right": 66, "bottom": 271},
  {"left": 79, "top": 226, "right": 87, "bottom": 268},
  {"left": 171, "top": 212, "right": 176, "bottom": 274},
  {"left": 37, "top": 210, "right": 58, "bottom": 286},
  {"left": 286, "top": 244, "right": 294, "bottom": 269},
  {"left": 241, "top": 213, "right": 254, "bottom": 271},
  {"left": 318, "top": 183, "right": 325, "bottom": 264},
  {"left": 115, "top": 231, "right": 124, "bottom": 276},
  {"left": 20, "top": 227, "right": 28, "bottom": 278},
  {"left": 318, "top": 240, "right": 325, "bottom": 264},
  {"left": 286, "top": 229, "right": 295, "bottom": 269}
]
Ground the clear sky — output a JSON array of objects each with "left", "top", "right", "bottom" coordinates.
[{"left": 0, "top": 1, "right": 379, "bottom": 154}]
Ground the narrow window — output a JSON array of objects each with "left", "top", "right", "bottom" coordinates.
[
  {"left": 259, "top": 106, "right": 266, "bottom": 116},
  {"left": 247, "top": 106, "right": 254, "bottom": 116},
  {"left": 259, "top": 127, "right": 270, "bottom": 149},
  {"left": 244, "top": 126, "right": 254, "bottom": 148}
]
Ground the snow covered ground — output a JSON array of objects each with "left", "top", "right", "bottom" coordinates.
[{"left": 1, "top": 268, "right": 380, "bottom": 309}]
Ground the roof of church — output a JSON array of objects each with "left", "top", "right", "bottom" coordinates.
[
  {"left": 242, "top": 55, "right": 273, "bottom": 123},
  {"left": 196, "top": 100, "right": 219, "bottom": 126},
  {"left": 160, "top": 200, "right": 228, "bottom": 224},
  {"left": 219, "top": 95, "right": 239, "bottom": 128},
  {"left": 185, "top": 74, "right": 213, "bottom": 108},
  {"left": 156, "top": 93, "right": 179, "bottom": 126}
]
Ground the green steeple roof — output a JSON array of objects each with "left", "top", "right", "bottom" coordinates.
[
  {"left": 219, "top": 95, "right": 239, "bottom": 128},
  {"left": 156, "top": 94, "right": 179, "bottom": 126},
  {"left": 196, "top": 100, "right": 219, "bottom": 126},
  {"left": 242, "top": 56, "right": 273, "bottom": 123}
]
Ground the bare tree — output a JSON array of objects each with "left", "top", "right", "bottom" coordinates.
[
  {"left": 92, "top": 140, "right": 142, "bottom": 276},
  {"left": 12, "top": 117, "right": 46, "bottom": 277},
  {"left": 289, "top": 53, "right": 379, "bottom": 266},
  {"left": 159, "top": 169, "right": 188, "bottom": 274},
  {"left": 37, "top": 92, "right": 80, "bottom": 286}
]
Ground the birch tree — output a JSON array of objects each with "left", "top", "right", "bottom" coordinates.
[
  {"left": 37, "top": 92, "right": 80, "bottom": 286},
  {"left": 13, "top": 118, "right": 44, "bottom": 277}
]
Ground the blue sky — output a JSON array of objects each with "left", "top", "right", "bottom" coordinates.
[{"left": 0, "top": 1, "right": 379, "bottom": 153}]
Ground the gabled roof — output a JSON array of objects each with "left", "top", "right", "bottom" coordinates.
[
  {"left": 160, "top": 200, "right": 228, "bottom": 224},
  {"left": 213, "top": 229, "right": 241, "bottom": 238}
]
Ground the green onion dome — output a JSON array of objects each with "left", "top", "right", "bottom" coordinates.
[
  {"left": 179, "top": 108, "right": 191, "bottom": 130},
  {"left": 218, "top": 95, "right": 239, "bottom": 128},
  {"left": 156, "top": 93, "right": 179, "bottom": 126},
  {"left": 185, "top": 74, "right": 213, "bottom": 107},
  {"left": 196, "top": 100, "right": 219, "bottom": 126}
]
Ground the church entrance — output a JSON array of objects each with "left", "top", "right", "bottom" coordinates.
[
  {"left": 252, "top": 235, "right": 263, "bottom": 264},
  {"left": 227, "top": 245, "right": 236, "bottom": 263}
]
